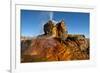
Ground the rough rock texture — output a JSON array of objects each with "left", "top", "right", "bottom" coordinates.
[
  {"left": 56, "top": 20, "right": 68, "bottom": 39},
  {"left": 43, "top": 20, "right": 68, "bottom": 39},
  {"left": 43, "top": 20, "right": 55, "bottom": 35},
  {"left": 21, "top": 36, "right": 89, "bottom": 63},
  {"left": 21, "top": 20, "right": 89, "bottom": 63}
]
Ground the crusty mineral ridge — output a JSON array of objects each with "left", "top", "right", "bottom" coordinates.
[
  {"left": 21, "top": 20, "right": 89, "bottom": 63},
  {"left": 21, "top": 37, "right": 89, "bottom": 62}
]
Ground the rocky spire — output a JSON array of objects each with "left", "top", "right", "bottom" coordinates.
[
  {"left": 56, "top": 19, "right": 68, "bottom": 40},
  {"left": 43, "top": 20, "right": 68, "bottom": 40},
  {"left": 43, "top": 20, "right": 55, "bottom": 35}
]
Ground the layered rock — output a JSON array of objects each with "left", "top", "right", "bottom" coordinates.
[{"left": 21, "top": 37, "right": 89, "bottom": 62}]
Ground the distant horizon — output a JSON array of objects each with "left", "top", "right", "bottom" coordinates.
[
  {"left": 21, "top": 33, "right": 89, "bottom": 38},
  {"left": 21, "top": 10, "right": 90, "bottom": 38}
]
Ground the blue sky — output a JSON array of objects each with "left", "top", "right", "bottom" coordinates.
[{"left": 21, "top": 10, "right": 90, "bottom": 38}]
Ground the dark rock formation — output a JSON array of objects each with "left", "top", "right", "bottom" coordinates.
[
  {"left": 43, "top": 20, "right": 55, "bottom": 35},
  {"left": 43, "top": 20, "right": 68, "bottom": 39}
]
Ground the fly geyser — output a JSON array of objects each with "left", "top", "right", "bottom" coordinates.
[{"left": 21, "top": 20, "right": 89, "bottom": 63}]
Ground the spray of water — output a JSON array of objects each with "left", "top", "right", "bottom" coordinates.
[{"left": 50, "top": 12, "right": 53, "bottom": 20}]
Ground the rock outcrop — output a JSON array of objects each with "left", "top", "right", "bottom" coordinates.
[
  {"left": 21, "top": 20, "right": 89, "bottom": 63},
  {"left": 21, "top": 37, "right": 89, "bottom": 62},
  {"left": 43, "top": 20, "right": 55, "bottom": 35},
  {"left": 43, "top": 20, "right": 68, "bottom": 39}
]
